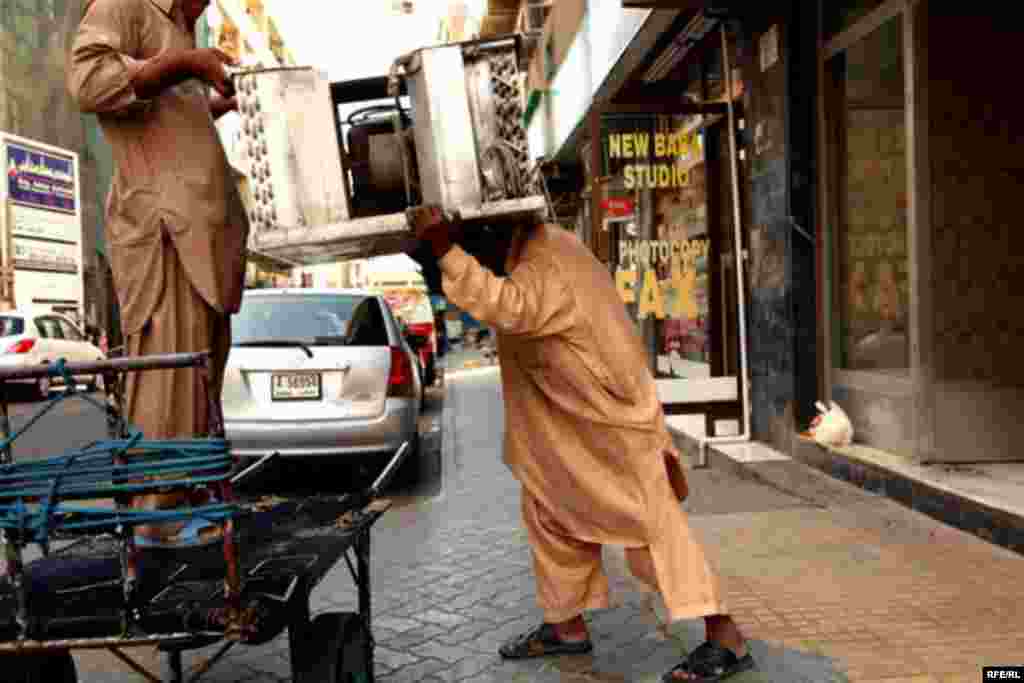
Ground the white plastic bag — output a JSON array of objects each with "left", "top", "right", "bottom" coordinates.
[{"left": 809, "top": 400, "right": 854, "bottom": 447}]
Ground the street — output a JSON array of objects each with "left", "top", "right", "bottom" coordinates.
[{"left": 12, "top": 368, "right": 1024, "bottom": 682}]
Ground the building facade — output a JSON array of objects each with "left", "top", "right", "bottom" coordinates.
[
  {"left": 516, "top": 0, "right": 1023, "bottom": 465},
  {"left": 1, "top": 0, "right": 117, "bottom": 342}
]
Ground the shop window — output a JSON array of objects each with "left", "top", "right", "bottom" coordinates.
[{"left": 827, "top": 14, "right": 908, "bottom": 373}]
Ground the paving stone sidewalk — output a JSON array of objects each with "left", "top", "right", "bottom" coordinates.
[{"left": 75, "top": 369, "right": 1024, "bottom": 682}]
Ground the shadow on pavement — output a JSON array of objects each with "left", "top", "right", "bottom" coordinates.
[{"left": 529, "top": 624, "right": 851, "bottom": 683}]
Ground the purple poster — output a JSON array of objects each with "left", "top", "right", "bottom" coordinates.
[{"left": 6, "top": 141, "right": 76, "bottom": 214}]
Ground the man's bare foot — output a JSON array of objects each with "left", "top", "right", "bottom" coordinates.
[{"left": 552, "top": 615, "right": 590, "bottom": 642}]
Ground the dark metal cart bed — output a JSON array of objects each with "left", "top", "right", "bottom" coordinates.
[{"left": 0, "top": 352, "right": 405, "bottom": 683}]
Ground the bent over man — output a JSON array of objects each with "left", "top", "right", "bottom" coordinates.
[
  {"left": 68, "top": 0, "right": 249, "bottom": 544},
  {"left": 409, "top": 209, "right": 753, "bottom": 682}
]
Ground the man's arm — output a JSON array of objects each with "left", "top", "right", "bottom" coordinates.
[
  {"left": 405, "top": 207, "right": 575, "bottom": 338},
  {"left": 438, "top": 245, "right": 575, "bottom": 339},
  {"left": 68, "top": 0, "right": 235, "bottom": 115},
  {"left": 209, "top": 95, "right": 238, "bottom": 120},
  {"left": 132, "top": 50, "right": 235, "bottom": 100}
]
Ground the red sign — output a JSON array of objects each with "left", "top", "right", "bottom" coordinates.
[{"left": 601, "top": 198, "right": 634, "bottom": 217}]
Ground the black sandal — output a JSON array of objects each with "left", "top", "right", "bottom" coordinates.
[
  {"left": 499, "top": 623, "right": 594, "bottom": 660},
  {"left": 662, "top": 641, "right": 755, "bottom": 682}
]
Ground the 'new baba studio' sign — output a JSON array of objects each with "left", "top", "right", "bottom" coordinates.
[{"left": 607, "top": 128, "right": 701, "bottom": 190}]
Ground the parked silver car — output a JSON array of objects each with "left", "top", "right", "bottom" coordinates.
[{"left": 222, "top": 289, "right": 423, "bottom": 463}]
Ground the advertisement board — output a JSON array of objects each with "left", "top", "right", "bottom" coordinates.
[
  {"left": 0, "top": 133, "right": 83, "bottom": 316},
  {"left": 6, "top": 140, "right": 76, "bottom": 214}
]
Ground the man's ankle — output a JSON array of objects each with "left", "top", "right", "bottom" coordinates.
[{"left": 551, "top": 616, "right": 589, "bottom": 640}]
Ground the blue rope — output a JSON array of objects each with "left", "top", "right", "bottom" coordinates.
[{"left": 0, "top": 358, "right": 237, "bottom": 543}]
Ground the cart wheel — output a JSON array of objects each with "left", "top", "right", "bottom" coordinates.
[
  {"left": 295, "top": 612, "right": 371, "bottom": 683},
  {"left": 0, "top": 650, "right": 77, "bottom": 683}
]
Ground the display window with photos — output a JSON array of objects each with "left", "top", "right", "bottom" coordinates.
[{"left": 825, "top": 8, "right": 909, "bottom": 374}]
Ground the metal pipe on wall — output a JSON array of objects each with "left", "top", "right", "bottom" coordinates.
[{"left": 698, "top": 21, "right": 752, "bottom": 466}]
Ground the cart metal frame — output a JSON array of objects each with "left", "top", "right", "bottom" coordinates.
[{"left": 0, "top": 352, "right": 404, "bottom": 682}]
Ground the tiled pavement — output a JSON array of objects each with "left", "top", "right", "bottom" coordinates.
[{"left": 75, "top": 367, "right": 1024, "bottom": 682}]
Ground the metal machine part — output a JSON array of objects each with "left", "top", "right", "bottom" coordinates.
[
  {"left": 234, "top": 66, "right": 350, "bottom": 234},
  {"left": 345, "top": 107, "right": 413, "bottom": 215},
  {"left": 237, "top": 37, "right": 548, "bottom": 266}
]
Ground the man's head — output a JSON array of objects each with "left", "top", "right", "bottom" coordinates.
[
  {"left": 179, "top": 0, "right": 211, "bottom": 26},
  {"left": 456, "top": 224, "right": 525, "bottom": 277}
]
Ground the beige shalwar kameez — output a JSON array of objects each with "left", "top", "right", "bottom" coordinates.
[
  {"left": 67, "top": 0, "right": 248, "bottom": 537},
  {"left": 67, "top": 0, "right": 249, "bottom": 440},
  {"left": 439, "top": 225, "right": 726, "bottom": 623}
]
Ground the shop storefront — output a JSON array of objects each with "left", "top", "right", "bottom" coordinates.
[
  {"left": 529, "top": 0, "right": 1023, "bottom": 467},
  {"left": 528, "top": 3, "right": 818, "bottom": 454},
  {"left": 817, "top": 0, "right": 1024, "bottom": 463},
  {"left": 573, "top": 14, "right": 752, "bottom": 440}
]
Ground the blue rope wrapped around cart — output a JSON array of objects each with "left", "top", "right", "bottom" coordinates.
[{"left": 0, "top": 357, "right": 239, "bottom": 546}]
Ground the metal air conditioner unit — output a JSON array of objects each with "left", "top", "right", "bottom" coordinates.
[{"left": 232, "top": 36, "right": 547, "bottom": 266}]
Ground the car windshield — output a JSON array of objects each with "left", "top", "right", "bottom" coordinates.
[
  {"left": 0, "top": 317, "right": 25, "bottom": 337},
  {"left": 232, "top": 294, "right": 365, "bottom": 345}
]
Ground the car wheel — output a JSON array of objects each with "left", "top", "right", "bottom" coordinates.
[{"left": 36, "top": 374, "right": 51, "bottom": 401}]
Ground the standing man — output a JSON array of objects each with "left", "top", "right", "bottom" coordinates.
[
  {"left": 408, "top": 209, "right": 753, "bottom": 682},
  {"left": 68, "top": 0, "right": 249, "bottom": 544}
]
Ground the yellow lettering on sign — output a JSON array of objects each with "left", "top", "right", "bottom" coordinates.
[
  {"left": 657, "top": 165, "right": 670, "bottom": 187},
  {"left": 619, "top": 240, "right": 636, "bottom": 268},
  {"left": 616, "top": 269, "right": 637, "bottom": 304},
  {"left": 670, "top": 260, "right": 698, "bottom": 319},
  {"left": 655, "top": 132, "right": 667, "bottom": 157},
  {"left": 633, "top": 133, "right": 650, "bottom": 158},
  {"left": 624, "top": 165, "right": 636, "bottom": 189},
  {"left": 638, "top": 269, "right": 665, "bottom": 319},
  {"left": 608, "top": 134, "right": 622, "bottom": 158}
]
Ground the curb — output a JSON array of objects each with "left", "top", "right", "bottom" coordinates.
[{"left": 670, "top": 427, "right": 1024, "bottom": 557}]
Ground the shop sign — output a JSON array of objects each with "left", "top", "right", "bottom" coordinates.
[
  {"left": 9, "top": 202, "right": 79, "bottom": 244},
  {"left": 607, "top": 129, "right": 701, "bottom": 190},
  {"left": 601, "top": 197, "right": 634, "bottom": 217},
  {"left": 615, "top": 238, "right": 709, "bottom": 320},
  {"left": 12, "top": 237, "right": 78, "bottom": 274},
  {"left": 6, "top": 141, "right": 76, "bottom": 214}
]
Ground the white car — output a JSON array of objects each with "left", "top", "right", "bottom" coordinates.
[{"left": 0, "top": 309, "right": 106, "bottom": 399}]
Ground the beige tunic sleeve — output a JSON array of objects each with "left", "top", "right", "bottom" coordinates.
[
  {"left": 439, "top": 245, "right": 575, "bottom": 339},
  {"left": 67, "top": 0, "right": 153, "bottom": 117}
]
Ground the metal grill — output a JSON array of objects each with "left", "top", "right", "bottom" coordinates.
[{"left": 488, "top": 51, "right": 535, "bottom": 196}]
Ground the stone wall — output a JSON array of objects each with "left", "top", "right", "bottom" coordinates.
[
  {"left": 736, "top": 1, "right": 819, "bottom": 453},
  {"left": 926, "top": 8, "right": 1024, "bottom": 462}
]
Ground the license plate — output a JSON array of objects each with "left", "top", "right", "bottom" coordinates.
[{"left": 271, "top": 372, "right": 322, "bottom": 401}]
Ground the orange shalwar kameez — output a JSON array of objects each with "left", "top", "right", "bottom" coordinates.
[{"left": 439, "top": 224, "right": 727, "bottom": 623}]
